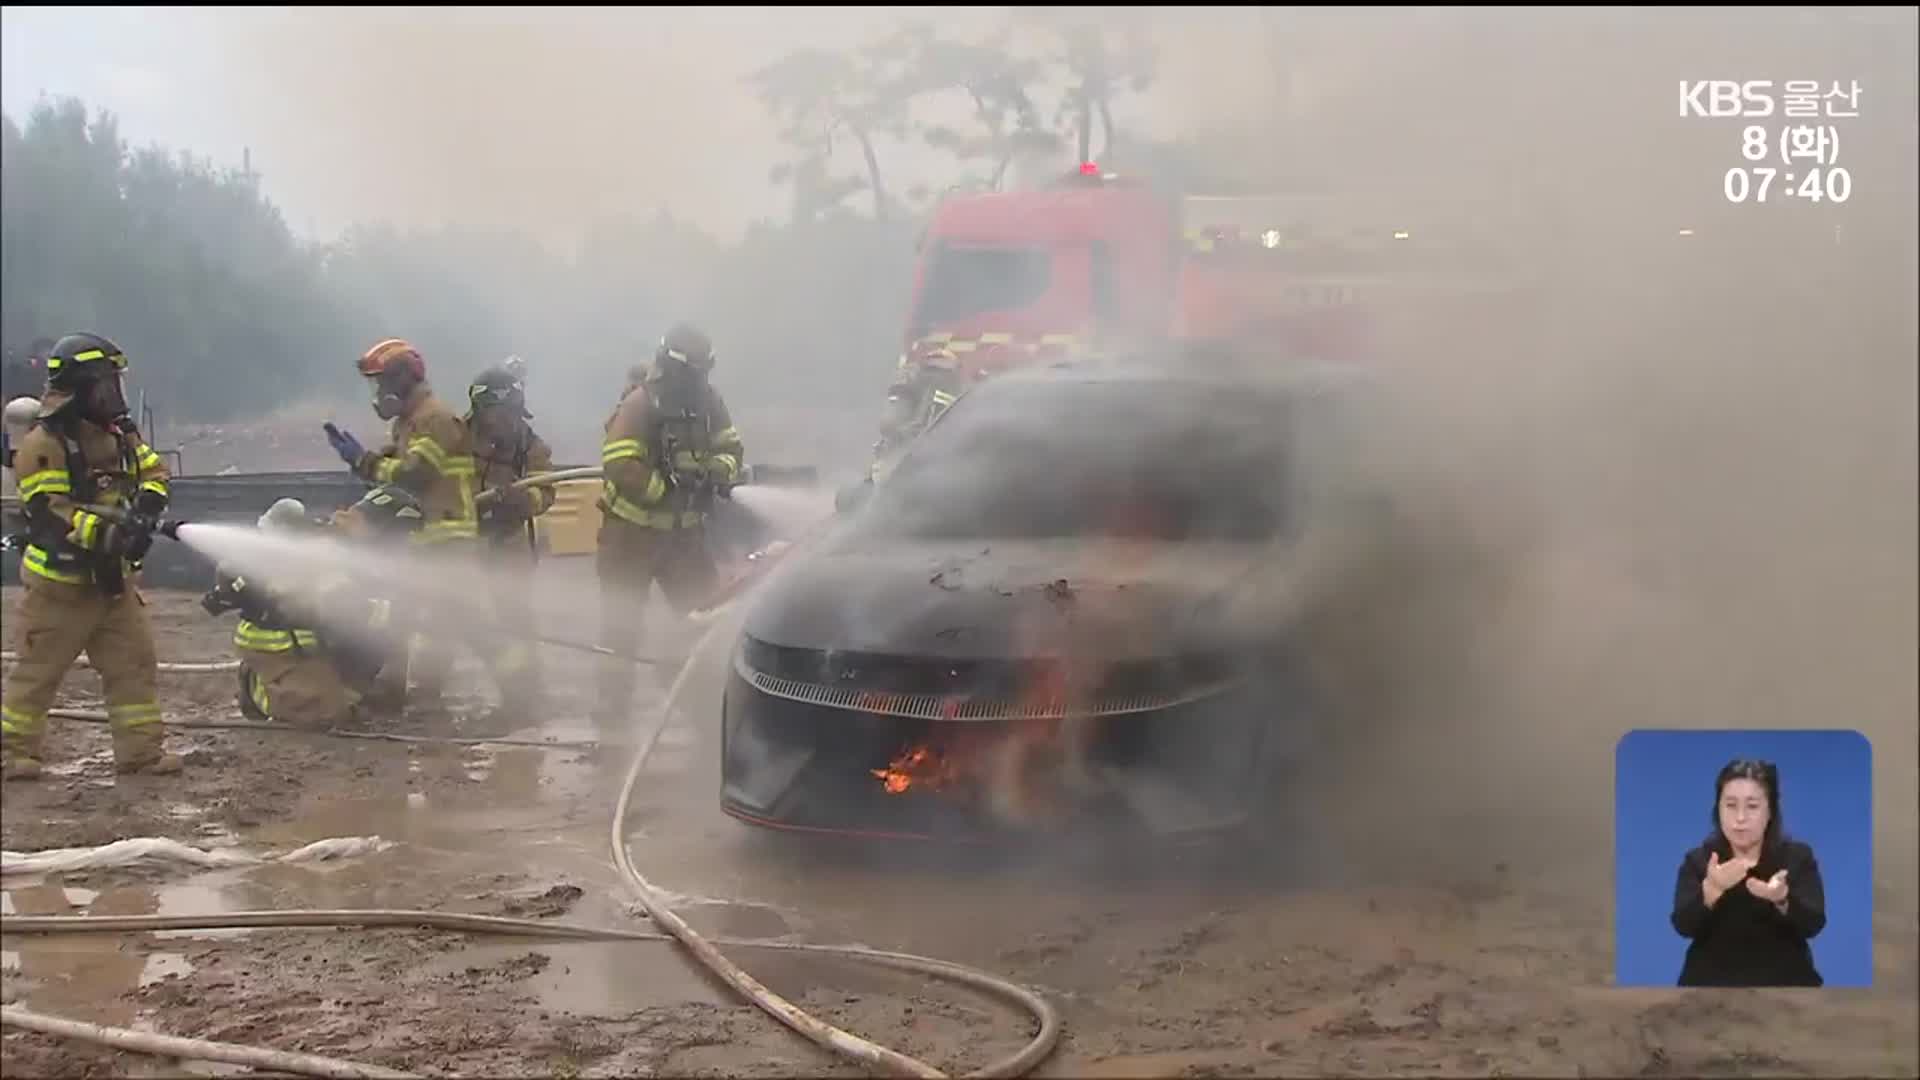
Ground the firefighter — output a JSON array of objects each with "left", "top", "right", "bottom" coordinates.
[
  {"left": 205, "top": 498, "right": 352, "bottom": 730},
  {"left": 870, "top": 345, "right": 965, "bottom": 483},
  {"left": 323, "top": 338, "right": 510, "bottom": 715},
  {"left": 594, "top": 322, "right": 744, "bottom": 727},
  {"left": 205, "top": 489, "right": 420, "bottom": 728},
  {"left": 2, "top": 333, "right": 181, "bottom": 780},
  {"left": 466, "top": 363, "right": 554, "bottom": 711}
]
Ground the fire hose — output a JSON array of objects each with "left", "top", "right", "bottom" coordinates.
[{"left": 0, "top": 505, "right": 1064, "bottom": 1079}]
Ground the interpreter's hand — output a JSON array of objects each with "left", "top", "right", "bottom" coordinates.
[
  {"left": 1706, "top": 850, "right": 1756, "bottom": 892},
  {"left": 1746, "top": 869, "right": 1790, "bottom": 907}
]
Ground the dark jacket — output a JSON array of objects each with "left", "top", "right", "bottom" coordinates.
[{"left": 1670, "top": 835, "right": 1827, "bottom": 987}]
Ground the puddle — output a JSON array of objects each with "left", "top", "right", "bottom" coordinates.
[
  {"left": 425, "top": 939, "right": 736, "bottom": 1013},
  {"left": 137, "top": 951, "right": 194, "bottom": 987},
  {"left": 680, "top": 900, "right": 795, "bottom": 940}
]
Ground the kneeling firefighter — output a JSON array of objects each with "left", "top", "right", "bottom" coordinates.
[
  {"left": 201, "top": 496, "right": 406, "bottom": 730},
  {"left": 594, "top": 323, "right": 744, "bottom": 728},
  {"left": 2, "top": 333, "right": 181, "bottom": 780},
  {"left": 323, "top": 338, "right": 523, "bottom": 717},
  {"left": 467, "top": 364, "right": 554, "bottom": 708}
]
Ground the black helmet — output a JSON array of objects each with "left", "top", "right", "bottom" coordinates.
[
  {"left": 45, "top": 332, "right": 128, "bottom": 393},
  {"left": 40, "top": 332, "right": 130, "bottom": 423},
  {"left": 347, "top": 484, "right": 425, "bottom": 535},
  {"left": 656, "top": 323, "right": 715, "bottom": 374},
  {"left": 468, "top": 365, "right": 530, "bottom": 419}
]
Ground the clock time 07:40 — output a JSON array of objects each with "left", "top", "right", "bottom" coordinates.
[{"left": 1725, "top": 167, "right": 1853, "bottom": 204}]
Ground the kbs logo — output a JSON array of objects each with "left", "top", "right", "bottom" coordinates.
[{"left": 1679, "top": 80, "right": 1776, "bottom": 118}]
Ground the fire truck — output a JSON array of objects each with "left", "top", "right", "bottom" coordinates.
[{"left": 865, "top": 162, "right": 1515, "bottom": 478}]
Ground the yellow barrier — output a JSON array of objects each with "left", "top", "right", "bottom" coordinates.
[{"left": 533, "top": 478, "right": 605, "bottom": 557}]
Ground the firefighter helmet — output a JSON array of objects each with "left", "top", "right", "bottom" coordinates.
[
  {"left": 39, "top": 333, "right": 130, "bottom": 422},
  {"left": 45, "top": 333, "right": 128, "bottom": 392},
  {"left": 656, "top": 323, "right": 715, "bottom": 374},
  {"left": 468, "top": 365, "right": 530, "bottom": 419},
  {"left": 358, "top": 339, "right": 427, "bottom": 420},
  {"left": 346, "top": 484, "right": 425, "bottom": 535},
  {"left": 257, "top": 497, "right": 310, "bottom": 532},
  {"left": 4, "top": 396, "right": 42, "bottom": 433},
  {"left": 357, "top": 338, "right": 426, "bottom": 381}
]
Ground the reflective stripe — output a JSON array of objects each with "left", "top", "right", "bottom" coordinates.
[
  {"left": 373, "top": 457, "right": 401, "bottom": 483},
  {"left": 16, "top": 470, "right": 71, "bottom": 500},
  {"left": 108, "top": 702, "right": 162, "bottom": 729},
  {"left": 601, "top": 465, "right": 667, "bottom": 519},
  {"left": 418, "top": 519, "right": 478, "bottom": 542},
  {"left": 72, "top": 349, "right": 105, "bottom": 362},
  {"left": 604, "top": 492, "right": 702, "bottom": 529},
  {"left": 22, "top": 546, "right": 88, "bottom": 585},
  {"left": 135, "top": 445, "right": 164, "bottom": 471},
  {"left": 910, "top": 331, "right": 1087, "bottom": 359},
  {"left": 235, "top": 622, "right": 320, "bottom": 653},
  {"left": 249, "top": 672, "right": 273, "bottom": 717},
  {"left": 1, "top": 704, "right": 43, "bottom": 736},
  {"left": 70, "top": 510, "right": 102, "bottom": 550},
  {"left": 708, "top": 454, "right": 741, "bottom": 483},
  {"left": 140, "top": 479, "right": 169, "bottom": 496},
  {"left": 406, "top": 434, "right": 457, "bottom": 474},
  {"left": 601, "top": 438, "right": 646, "bottom": 464},
  {"left": 931, "top": 390, "right": 957, "bottom": 407}
]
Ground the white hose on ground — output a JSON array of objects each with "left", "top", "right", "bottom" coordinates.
[
  {"left": 2, "top": 911, "right": 1063, "bottom": 1078},
  {"left": 610, "top": 617, "right": 951, "bottom": 1078},
  {"left": 0, "top": 1004, "right": 421, "bottom": 1080},
  {"left": 2, "top": 834, "right": 390, "bottom": 876}
]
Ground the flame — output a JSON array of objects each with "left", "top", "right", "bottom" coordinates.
[{"left": 872, "top": 743, "right": 957, "bottom": 795}]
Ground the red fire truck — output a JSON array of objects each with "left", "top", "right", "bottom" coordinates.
[
  {"left": 860, "top": 162, "right": 1488, "bottom": 481},
  {"left": 895, "top": 162, "right": 1417, "bottom": 380}
]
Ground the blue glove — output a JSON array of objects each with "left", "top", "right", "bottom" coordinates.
[{"left": 324, "top": 422, "right": 366, "bottom": 468}]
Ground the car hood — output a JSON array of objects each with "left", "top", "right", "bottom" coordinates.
[{"left": 741, "top": 536, "right": 1279, "bottom": 663}]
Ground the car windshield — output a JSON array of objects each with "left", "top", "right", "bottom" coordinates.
[
  {"left": 857, "top": 376, "right": 1295, "bottom": 543},
  {"left": 908, "top": 243, "right": 1054, "bottom": 337}
]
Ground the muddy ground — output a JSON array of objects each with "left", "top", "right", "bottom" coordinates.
[{"left": 2, "top": 578, "right": 1916, "bottom": 1079}]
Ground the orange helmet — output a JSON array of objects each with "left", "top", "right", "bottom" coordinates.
[{"left": 357, "top": 338, "right": 426, "bottom": 381}]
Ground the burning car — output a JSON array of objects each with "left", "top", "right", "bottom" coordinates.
[{"left": 720, "top": 358, "right": 1389, "bottom": 843}]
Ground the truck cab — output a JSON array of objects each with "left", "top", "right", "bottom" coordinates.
[{"left": 902, "top": 165, "right": 1182, "bottom": 378}]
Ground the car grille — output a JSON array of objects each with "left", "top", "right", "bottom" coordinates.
[{"left": 734, "top": 638, "right": 1242, "bottom": 722}]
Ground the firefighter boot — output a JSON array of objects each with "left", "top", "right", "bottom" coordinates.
[
  {"left": 112, "top": 725, "right": 184, "bottom": 775},
  {"left": 2, "top": 742, "right": 45, "bottom": 780},
  {"left": 2, "top": 705, "right": 48, "bottom": 780},
  {"left": 108, "top": 702, "right": 182, "bottom": 774}
]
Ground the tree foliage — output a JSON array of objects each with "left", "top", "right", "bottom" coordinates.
[
  {"left": 1, "top": 14, "right": 1159, "bottom": 456},
  {"left": 749, "top": 13, "right": 1159, "bottom": 204},
  {"left": 1, "top": 93, "right": 917, "bottom": 454}
]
